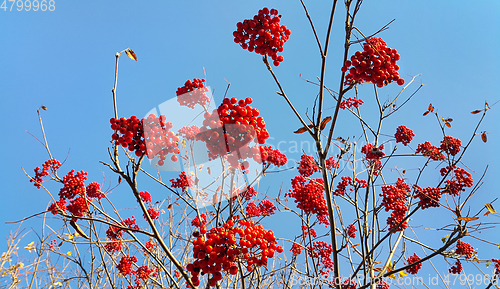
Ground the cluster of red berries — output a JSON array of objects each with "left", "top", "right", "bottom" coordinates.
[
  {"left": 301, "top": 225, "right": 317, "bottom": 238},
  {"left": 394, "top": 125, "right": 415, "bottom": 146},
  {"left": 449, "top": 260, "right": 463, "bottom": 274},
  {"left": 288, "top": 176, "right": 329, "bottom": 225},
  {"left": 145, "top": 207, "right": 160, "bottom": 220},
  {"left": 455, "top": 240, "right": 475, "bottom": 259},
  {"left": 440, "top": 135, "right": 462, "bottom": 156},
  {"left": 291, "top": 243, "right": 302, "bottom": 256},
  {"left": 346, "top": 224, "right": 356, "bottom": 238},
  {"left": 342, "top": 37, "right": 404, "bottom": 87},
  {"left": 245, "top": 200, "right": 277, "bottom": 217},
  {"left": 186, "top": 217, "right": 283, "bottom": 287},
  {"left": 176, "top": 78, "right": 210, "bottom": 109},
  {"left": 307, "top": 241, "right": 334, "bottom": 276},
  {"left": 334, "top": 176, "right": 353, "bottom": 196},
  {"left": 492, "top": 258, "right": 500, "bottom": 275},
  {"left": 406, "top": 253, "right": 422, "bottom": 274},
  {"left": 376, "top": 280, "right": 390, "bottom": 289},
  {"left": 105, "top": 217, "right": 139, "bottom": 253},
  {"left": 110, "top": 114, "right": 180, "bottom": 166},
  {"left": 340, "top": 278, "right": 357, "bottom": 289},
  {"left": 444, "top": 167, "right": 473, "bottom": 196},
  {"left": 413, "top": 186, "right": 441, "bottom": 209},
  {"left": 239, "top": 186, "right": 258, "bottom": 201},
  {"left": 177, "top": 125, "right": 201, "bottom": 141},
  {"left": 170, "top": 171, "right": 194, "bottom": 192},
  {"left": 259, "top": 146, "right": 287, "bottom": 167},
  {"left": 297, "top": 154, "right": 320, "bottom": 177},
  {"left": 340, "top": 97, "right": 364, "bottom": 110},
  {"left": 31, "top": 159, "right": 61, "bottom": 188},
  {"left": 415, "top": 141, "right": 445, "bottom": 161},
  {"left": 361, "top": 143, "right": 384, "bottom": 174},
  {"left": 197, "top": 97, "right": 269, "bottom": 168},
  {"left": 233, "top": 7, "right": 291, "bottom": 66},
  {"left": 380, "top": 178, "right": 410, "bottom": 232},
  {"left": 117, "top": 255, "right": 158, "bottom": 288}
]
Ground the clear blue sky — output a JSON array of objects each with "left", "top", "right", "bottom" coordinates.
[{"left": 1, "top": 0, "right": 500, "bottom": 283}]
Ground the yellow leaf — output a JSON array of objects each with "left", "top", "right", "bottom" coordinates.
[
  {"left": 399, "top": 271, "right": 408, "bottom": 278},
  {"left": 24, "top": 241, "right": 36, "bottom": 253},
  {"left": 485, "top": 203, "right": 497, "bottom": 214},
  {"left": 125, "top": 48, "right": 137, "bottom": 61},
  {"left": 389, "top": 274, "right": 396, "bottom": 279},
  {"left": 67, "top": 251, "right": 72, "bottom": 256},
  {"left": 41, "top": 106, "right": 47, "bottom": 110},
  {"left": 181, "top": 139, "right": 186, "bottom": 149}
]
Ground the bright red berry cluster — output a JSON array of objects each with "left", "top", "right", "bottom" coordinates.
[
  {"left": 176, "top": 78, "right": 209, "bottom": 109},
  {"left": 449, "top": 260, "right": 463, "bottom": 274},
  {"left": 413, "top": 186, "right": 441, "bottom": 209},
  {"left": 394, "top": 125, "right": 415, "bottom": 146},
  {"left": 440, "top": 135, "right": 461, "bottom": 156},
  {"left": 297, "top": 154, "right": 320, "bottom": 177},
  {"left": 31, "top": 159, "right": 61, "bottom": 188},
  {"left": 170, "top": 171, "right": 194, "bottom": 192},
  {"left": 492, "top": 258, "right": 500, "bottom": 275},
  {"left": 117, "top": 254, "right": 137, "bottom": 276},
  {"left": 240, "top": 186, "right": 258, "bottom": 201},
  {"left": 145, "top": 207, "right": 159, "bottom": 220},
  {"left": 361, "top": 143, "right": 384, "bottom": 174},
  {"left": 233, "top": 8, "right": 291, "bottom": 66},
  {"left": 340, "top": 97, "right": 364, "bottom": 110},
  {"left": 415, "top": 141, "right": 445, "bottom": 161},
  {"left": 334, "top": 176, "right": 352, "bottom": 196},
  {"left": 187, "top": 217, "right": 283, "bottom": 287},
  {"left": 380, "top": 178, "right": 410, "bottom": 232},
  {"left": 288, "top": 176, "right": 329, "bottom": 225},
  {"left": 245, "top": 200, "right": 277, "bottom": 217},
  {"left": 105, "top": 217, "right": 139, "bottom": 253},
  {"left": 376, "top": 280, "right": 390, "bottom": 289},
  {"left": 455, "top": 240, "right": 475, "bottom": 259},
  {"left": 342, "top": 37, "right": 404, "bottom": 87},
  {"left": 444, "top": 167, "right": 473, "bottom": 196},
  {"left": 192, "top": 213, "right": 207, "bottom": 227},
  {"left": 346, "top": 224, "right": 356, "bottom": 238},
  {"left": 197, "top": 97, "right": 268, "bottom": 168},
  {"left": 259, "top": 146, "right": 287, "bottom": 167},
  {"left": 117, "top": 255, "right": 157, "bottom": 288},
  {"left": 110, "top": 114, "right": 180, "bottom": 165},
  {"left": 406, "top": 253, "right": 422, "bottom": 274},
  {"left": 307, "top": 241, "right": 334, "bottom": 276}
]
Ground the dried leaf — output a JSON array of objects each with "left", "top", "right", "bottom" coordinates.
[
  {"left": 320, "top": 116, "right": 332, "bottom": 131},
  {"left": 198, "top": 164, "right": 204, "bottom": 172},
  {"left": 485, "top": 203, "right": 497, "bottom": 214},
  {"left": 125, "top": 49, "right": 137, "bottom": 61},
  {"left": 445, "top": 122, "right": 451, "bottom": 128},
  {"left": 118, "top": 176, "right": 122, "bottom": 184},
  {"left": 456, "top": 216, "right": 479, "bottom": 221},
  {"left": 70, "top": 221, "right": 90, "bottom": 240},
  {"left": 481, "top": 132, "right": 487, "bottom": 143},
  {"left": 402, "top": 170, "right": 406, "bottom": 176},
  {"left": 428, "top": 103, "right": 434, "bottom": 112},
  {"left": 373, "top": 267, "right": 383, "bottom": 272},
  {"left": 174, "top": 202, "right": 179, "bottom": 206},
  {"left": 181, "top": 139, "right": 186, "bottom": 149},
  {"left": 423, "top": 111, "right": 430, "bottom": 116},
  {"left": 471, "top": 110, "right": 482, "bottom": 115},
  {"left": 351, "top": 244, "right": 359, "bottom": 248},
  {"left": 167, "top": 204, "right": 172, "bottom": 210},
  {"left": 399, "top": 271, "right": 408, "bottom": 278},
  {"left": 207, "top": 167, "right": 211, "bottom": 175},
  {"left": 41, "top": 106, "right": 47, "bottom": 110},
  {"left": 294, "top": 124, "right": 314, "bottom": 134}
]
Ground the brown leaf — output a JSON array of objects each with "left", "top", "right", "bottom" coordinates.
[
  {"left": 428, "top": 103, "right": 434, "bottom": 112},
  {"left": 456, "top": 216, "right": 479, "bottom": 221},
  {"left": 471, "top": 110, "right": 482, "bottom": 115},
  {"left": 125, "top": 49, "right": 137, "bottom": 61},
  {"left": 294, "top": 124, "right": 314, "bottom": 134},
  {"left": 485, "top": 203, "right": 497, "bottom": 214},
  {"left": 445, "top": 122, "right": 451, "bottom": 128},
  {"left": 118, "top": 176, "right": 122, "bottom": 184},
  {"left": 351, "top": 244, "right": 359, "bottom": 248},
  {"left": 481, "top": 132, "right": 487, "bottom": 143},
  {"left": 423, "top": 111, "right": 430, "bottom": 116},
  {"left": 167, "top": 204, "right": 172, "bottom": 210},
  {"left": 320, "top": 116, "right": 332, "bottom": 131},
  {"left": 207, "top": 167, "right": 211, "bottom": 175},
  {"left": 41, "top": 106, "right": 47, "bottom": 110}
]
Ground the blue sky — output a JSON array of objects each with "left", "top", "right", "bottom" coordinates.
[{"left": 1, "top": 0, "right": 500, "bottom": 283}]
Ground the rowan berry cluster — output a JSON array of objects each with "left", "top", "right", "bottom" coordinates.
[
  {"left": 170, "top": 171, "right": 194, "bottom": 192},
  {"left": 339, "top": 97, "right": 364, "bottom": 110},
  {"left": 449, "top": 260, "right": 463, "bottom": 274},
  {"left": 413, "top": 186, "right": 441, "bottom": 209},
  {"left": 361, "top": 143, "right": 384, "bottom": 174},
  {"left": 116, "top": 255, "right": 157, "bottom": 288},
  {"left": 340, "top": 278, "right": 358, "bottom": 289},
  {"left": 176, "top": 78, "right": 209, "bottom": 109},
  {"left": 233, "top": 7, "right": 291, "bottom": 66},
  {"left": 376, "top": 280, "right": 390, "bottom": 289},
  {"left": 197, "top": 97, "right": 269, "bottom": 168},
  {"left": 297, "top": 154, "right": 320, "bottom": 177},
  {"left": 259, "top": 146, "right": 287, "bottom": 167},
  {"left": 440, "top": 135, "right": 461, "bottom": 156},
  {"left": 291, "top": 243, "right": 302, "bottom": 256},
  {"left": 139, "top": 191, "right": 151, "bottom": 203},
  {"left": 288, "top": 176, "right": 329, "bottom": 225},
  {"left": 105, "top": 217, "right": 139, "bottom": 253},
  {"left": 145, "top": 208, "right": 159, "bottom": 220},
  {"left": 301, "top": 225, "right": 317, "bottom": 238},
  {"left": 240, "top": 186, "right": 258, "bottom": 201},
  {"left": 31, "top": 159, "right": 61, "bottom": 188},
  {"left": 415, "top": 141, "right": 445, "bottom": 161},
  {"left": 492, "top": 258, "right": 500, "bottom": 274},
  {"left": 342, "top": 37, "right": 404, "bottom": 87},
  {"left": 191, "top": 213, "right": 207, "bottom": 227},
  {"left": 444, "top": 167, "right": 473, "bottom": 196},
  {"left": 455, "top": 240, "right": 475, "bottom": 259},
  {"left": 307, "top": 241, "right": 334, "bottom": 276},
  {"left": 406, "top": 253, "right": 422, "bottom": 274},
  {"left": 334, "top": 176, "right": 352, "bottom": 196},
  {"left": 346, "top": 224, "right": 356, "bottom": 238},
  {"left": 394, "top": 125, "right": 415, "bottom": 146},
  {"left": 177, "top": 125, "right": 201, "bottom": 141},
  {"left": 380, "top": 178, "right": 410, "bottom": 232},
  {"left": 186, "top": 217, "right": 283, "bottom": 287},
  {"left": 110, "top": 114, "right": 180, "bottom": 165}
]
